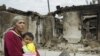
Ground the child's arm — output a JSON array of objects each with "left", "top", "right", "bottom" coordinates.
[{"left": 34, "top": 42, "right": 40, "bottom": 56}]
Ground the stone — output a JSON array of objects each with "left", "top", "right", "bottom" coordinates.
[{"left": 59, "top": 50, "right": 70, "bottom": 56}]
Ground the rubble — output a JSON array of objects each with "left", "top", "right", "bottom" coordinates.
[{"left": 59, "top": 50, "right": 70, "bottom": 56}]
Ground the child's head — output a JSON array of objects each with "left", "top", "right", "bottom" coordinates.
[{"left": 22, "top": 32, "right": 34, "bottom": 44}]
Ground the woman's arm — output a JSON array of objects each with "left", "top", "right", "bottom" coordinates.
[
  {"left": 36, "top": 49, "right": 40, "bottom": 56},
  {"left": 4, "top": 32, "right": 23, "bottom": 56}
]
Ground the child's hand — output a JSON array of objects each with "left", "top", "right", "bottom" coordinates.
[{"left": 22, "top": 41, "right": 26, "bottom": 45}]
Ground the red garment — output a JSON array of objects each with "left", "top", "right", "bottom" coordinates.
[{"left": 4, "top": 30, "right": 23, "bottom": 56}]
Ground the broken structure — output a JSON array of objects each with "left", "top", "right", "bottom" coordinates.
[
  {"left": 0, "top": 4, "right": 100, "bottom": 51},
  {"left": 53, "top": 4, "right": 100, "bottom": 43}
]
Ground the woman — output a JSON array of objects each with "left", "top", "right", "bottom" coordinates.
[{"left": 4, "top": 16, "right": 26, "bottom": 56}]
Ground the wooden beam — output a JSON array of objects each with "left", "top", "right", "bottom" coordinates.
[{"left": 97, "top": 11, "right": 100, "bottom": 41}]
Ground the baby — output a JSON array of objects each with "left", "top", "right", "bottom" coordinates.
[{"left": 22, "top": 32, "right": 37, "bottom": 56}]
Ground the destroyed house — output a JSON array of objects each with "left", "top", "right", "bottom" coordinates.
[
  {"left": 54, "top": 4, "right": 100, "bottom": 43},
  {"left": 1, "top": 4, "right": 100, "bottom": 46}
]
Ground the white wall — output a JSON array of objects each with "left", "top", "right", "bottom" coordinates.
[{"left": 63, "top": 11, "right": 82, "bottom": 43}]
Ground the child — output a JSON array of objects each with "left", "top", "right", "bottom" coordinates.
[{"left": 22, "top": 32, "right": 40, "bottom": 56}]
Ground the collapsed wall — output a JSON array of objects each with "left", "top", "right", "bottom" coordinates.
[{"left": 63, "top": 11, "right": 82, "bottom": 43}]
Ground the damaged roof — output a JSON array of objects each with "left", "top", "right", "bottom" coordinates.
[{"left": 55, "top": 4, "right": 100, "bottom": 14}]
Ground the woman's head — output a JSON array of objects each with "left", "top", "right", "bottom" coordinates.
[
  {"left": 11, "top": 16, "right": 26, "bottom": 32},
  {"left": 22, "top": 32, "right": 34, "bottom": 44}
]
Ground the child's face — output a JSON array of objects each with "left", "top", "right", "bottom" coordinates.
[{"left": 23, "top": 35, "right": 33, "bottom": 44}]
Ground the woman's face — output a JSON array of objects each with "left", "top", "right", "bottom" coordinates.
[{"left": 15, "top": 19, "right": 25, "bottom": 32}]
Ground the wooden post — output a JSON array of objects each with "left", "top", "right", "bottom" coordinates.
[
  {"left": 98, "top": 0, "right": 100, "bottom": 4},
  {"left": 97, "top": 11, "right": 100, "bottom": 41},
  {"left": 47, "top": 0, "right": 50, "bottom": 13}
]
